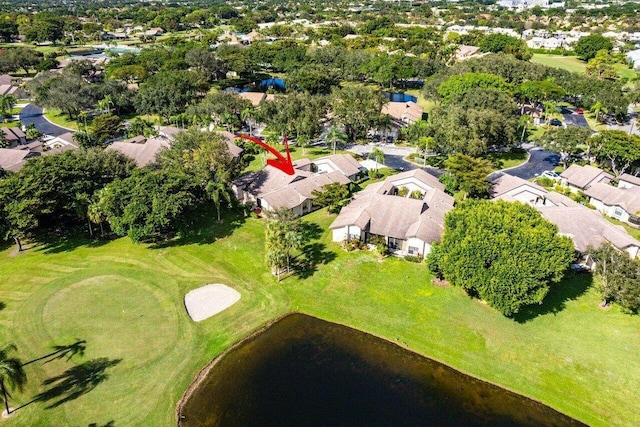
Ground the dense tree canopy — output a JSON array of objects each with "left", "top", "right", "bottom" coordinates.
[
  {"left": 478, "top": 33, "right": 532, "bottom": 60},
  {"left": 590, "top": 130, "right": 640, "bottom": 178},
  {"left": 587, "top": 243, "right": 640, "bottom": 313},
  {"left": 431, "top": 200, "right": 575, "bottom": 316},
  {"left": 539, "top": 127, "right": 592, "bottom": 169},
  {"left": 574, "top": 34, "right": 614, "bottom": 61}
]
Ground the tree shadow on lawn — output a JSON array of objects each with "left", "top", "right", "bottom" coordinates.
[
  {"left": 512, "top": 273, "right": 593, "bottom": 324},
  {"left": 149, "top": 206, "right": 246, "bottom": 249},
  {"left": 88, "top": 422, "right": 115, "bottom": 427},
  {"left": 33, "top": 358, "right": 121, "bottom": 409},
  {"left": 293, "top": 242, "right": 337, "bottom": 279},
  {"left": 22, "top": 339, "right": 87, "bottom": 367},
  {"left": 0, "top": 301, "right": 5, "bottom": 312},
  {"left": 34, "top": 233, "right": 113, "bottom": 255}
]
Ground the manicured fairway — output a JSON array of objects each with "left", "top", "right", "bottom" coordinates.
[
  {"left": 1, "top": 209, "right": 640, "bottom": 426},
  {"left": 531, "top": 54, "right": 586, "bottom": 74}
]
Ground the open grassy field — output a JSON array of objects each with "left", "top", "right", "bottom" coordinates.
[
  {"left": 531, "top": 54, "right": 586, "bottom": 74},
  {"left": 1, "top": 208, "right": 640, "bottom": 426}
]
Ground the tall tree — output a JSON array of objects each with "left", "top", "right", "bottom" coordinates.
[
  {"left": 539, "top": 127, "right": 592, "bottom": 169},
  {"left": 0, "top": 343, "right": 27, "bottom": 416},
  {"left": 331, "top": 86, "right": 385, "bottom": 142},
  {"left": 264, "top": 208, "right": 304, "bottom": 281},
  {"left": 587, "top": 243, "right": 640, "bottom": 313},
  {"left": 433, "top": 200, "right": 575, "bottom": 316},
  {"left": 443, "top": 154, "right": 492, "bottom": 198},
  {"left": 574, "top": 34, "right": 614, "bottom": 61},
  {"left": 590, "top": 130, "right": 640, "bottom": 178},
  {"left": 327, "top": 125, "right": 347, "bottom": 155}
]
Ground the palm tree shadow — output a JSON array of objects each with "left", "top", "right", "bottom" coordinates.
[
  {"left": 512, "top": 273, "right": 592, "bottom": 323},
  {"left": 22, "top": 339, "right": 87, "bottom": 366},
  {"left": 0, "top": 301, "right": 5, "bottom": 312},
  {"left": 33, "top": 358, "right": 121, "bottom": 409}
]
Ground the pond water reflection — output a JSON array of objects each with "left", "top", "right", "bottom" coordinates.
[{"left": 178, "top": 313, "right": 583, "bottom": 427}]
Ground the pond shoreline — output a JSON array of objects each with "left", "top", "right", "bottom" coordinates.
[{"left": 176, "top": 311, "right": 584, "bottom": 426}]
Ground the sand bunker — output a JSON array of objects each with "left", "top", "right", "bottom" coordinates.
[{"left": 184, "top": 284, "right": 241, "bottom": 322}]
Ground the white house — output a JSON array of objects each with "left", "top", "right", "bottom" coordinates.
[
  {"left": 626, "top": 49, "right": 640, "bottom": 70},
  {"left": 585, "top": 182, "right": 640, "bottom": 226},
  {"left": 330, "top": 169, "right": 454, "bottom": 258},
  {"left": 560, "top": 164, "right": 613, "bottom": 192}
]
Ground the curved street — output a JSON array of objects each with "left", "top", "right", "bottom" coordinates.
[
  {"left": 491, "top": 148, "right": 560, "bottom": 181},
  {"left": 19, "top": 103, "right": 73, "bottom": 137}
]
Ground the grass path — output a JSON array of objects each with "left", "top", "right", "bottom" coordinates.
[{"left": 1, "top": 209, "right": 640, "bottom": 426}]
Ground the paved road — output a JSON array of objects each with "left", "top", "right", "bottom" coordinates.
[
  {"left": 19, "top": 104, "right": 72, "bottom": 137},
  {"left": 491, "top": 148, "right": 559, "bottom": 181},
  {"left": 347, "top": 143, "right": 417, "bottom": 171}
]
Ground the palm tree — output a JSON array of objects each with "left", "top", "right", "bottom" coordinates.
[
  {"left": 97, "top": 95, "right": 113, "bottom": 114},
  {"left": 543, "top": 100, "right": 558, "bottom": 129},
  {"left": 88, "top": 202, "right": 106, "bottom": 238},
  {"left": 298, "top": 134, "right": 311, "bottom": 155},
  {"left": 206, "top": 180, "right": 232, "bottom": 222},
  {"left": 327, "top": 125, "right": 347, "bottom": 155},
  {"left": 590, "top": 101, "right": 607, "bottom": 124},
  {"left": 221, "top": 112, "right": 234, "bottom": 132},
  {"left": 78, "top": 110, "right": 90, "bottom": 131},
  {"left": 0, "top": 343, "right": 27, "bottom": 416},
  {"left": 370, "top": 147, "right": 385, "bottom": 171},
  {"left": 241, "top": 107, "right": 254, "bottom": 135},
  {"left": 0, "top": 95, "right": 16, "bottom": 122},
  {"left": 378, "top": 114, "right": 394, "bottom": 143}
]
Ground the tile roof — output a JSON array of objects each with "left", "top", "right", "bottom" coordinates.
[
  {"left": 106, "top": 137, "right": 170, "bottom": 167},
  {"left": 560, "top": 164, "right": 613, "bottom": 189},
  {"left": 238, "top": 92, "right": 266, "bottom": 106},
  {"left": 381, "top": 101, "right": 423, "bottom": 123},
  {"left": 585, "top": 182, "right": 640, "bottom": 215},
  {"left": 618, "top": 173, "right": 640, "bottom": 187},
  {"left": 0, "top": 148, "right": 34, "bottom": 171},
  {"left": 538, "top": 206, "right": 640, "bottom": 252},
  {"left": 330, "top": 170, "right": 454, "bottom": 243}
]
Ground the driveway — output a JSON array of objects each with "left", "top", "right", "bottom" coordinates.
[
  {"left": 490, "top": 148, "right": 559, "bottom": 181},
  {"left": 19, "top": 104, "right": 73, "bottom": 137}
]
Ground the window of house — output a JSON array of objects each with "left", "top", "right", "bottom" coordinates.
[
  {"left": 614, "top": 207, "right": 624, "bottom": 217},
  {"left": 408, "top": 246, "right": 419, "bottom": 255},
  {"left": 388, "top": 237, "right": 402, "bottom": 249}
]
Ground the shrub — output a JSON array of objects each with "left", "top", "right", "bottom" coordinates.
[
  {"left": 425, "top": 243, "right": 443, "bottom": 279},
  {"left": 343, "top": 237, "right": 365, "bottom": 252},
  {"left": 404, "top": 255, "right": 422, "bottom": 263},
  {"left": 369, "top": 235, "right": 388, "bottom": 256}
]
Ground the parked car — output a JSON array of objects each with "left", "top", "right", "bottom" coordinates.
[
  {"left": 576, "top": 108, "right": 584, "bottom": 115},
  {"left": 541, "top": 170, "right": 560, "bottom": 180},
  {"left": 549, "top": 118, "right": 563, "bottom": 127}
]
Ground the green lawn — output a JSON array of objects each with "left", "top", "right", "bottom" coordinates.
[
  {"left": 531, "top": 54, "right": 586, "bottom": 74},
  {"left": 1, "top": 208, "right": 640, "bottom": 426},
  {"left": 483, "top": 149, "right": 528, "bottom": 170},
  {"left": 42, "top": 109, "right": 80, "bottom": 131}
]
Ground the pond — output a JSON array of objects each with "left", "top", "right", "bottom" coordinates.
[
  {"left": 178, "top": 313, "right": 584, "bottom": 427},
  {"left": 385, "top": 92, "right": 418, "bottom": 103}
]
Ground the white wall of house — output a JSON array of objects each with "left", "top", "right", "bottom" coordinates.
[
  {"left": 618, "top": 180, "right": 639, "bottom": 189},
  {"left": 626, "top": 245, "right": 640, "bottom": 259},
  {"left": 332, "top": 225, "right": 363, "bottom": 242},
  {"left": 314, "top": 159, "right": 337, "bottom": 174},
  {"left": 589, "top": 197, "right": 632, "bottom": 223},
  {"left": 406, "top": 237, "right": 428, "bottom": 257},
  {"left": 506, "top": 188, "right": 547, "bottom": 206}
]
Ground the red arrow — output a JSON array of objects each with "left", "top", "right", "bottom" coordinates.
[{"left": 235, "top": 134, "right": 295, "bottom": 175}]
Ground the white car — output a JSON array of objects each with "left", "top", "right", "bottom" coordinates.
[{"left": 540, "top": 170, "right": 560, "bottom": 180}]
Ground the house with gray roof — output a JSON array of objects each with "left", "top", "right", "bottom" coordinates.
[
  {"left": 232, "top": 154, "right": 363, "bottom": 216},
  {"left": 330, "top": 169, "right": 455, "bottom": 258},
  {"left": 560, "top": 164, "right": 613, "bottom": 192},
  {"left": 1, "top": 127, "right": 27, "bottom": 147},
  {"left": 490, "top": 174, "right": 640, "bottom": 260},
  {"left": 0, "top": 148, "right": 38, "bottom": 172},
  {"left": 585, "top": 182, "right": 640, "bottom": 226}
]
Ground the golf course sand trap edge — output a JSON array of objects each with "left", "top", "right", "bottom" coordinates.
[{"left": 184, "top": 284, "right": 241, "bottom": 322}]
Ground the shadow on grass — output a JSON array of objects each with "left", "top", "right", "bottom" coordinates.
[
  {"left": 22, "top": 339, "right": 86, "bottom": 367},
  {"left": 0, "top": 301, "right": 5, "bottom": 312},
  {"left": 149, "top": 206, "right": 246, "bottom": 249},
  {"left": 293, "top": 242, "right": 337, "bottom": 279},
  {"left": 34, "top": 233, "right": 113, "bottom": 255},
  {"left": 512, "top": 273, "right": 593, "bottom": 324},
  {"left": 88, "top": 422, "right": 114, "bottom": 427},
  {"left": 33, "top": 358, "right": 121, "bottom": 409}
]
